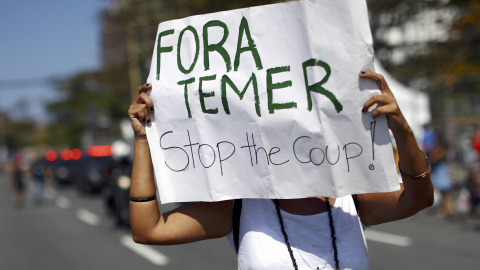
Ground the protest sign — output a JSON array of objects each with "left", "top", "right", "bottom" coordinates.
[{"left": 145, "top": 0, "right": 400, "bottom": 204}]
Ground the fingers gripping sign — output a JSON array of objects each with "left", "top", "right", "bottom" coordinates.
[
  {"left": 128, "top": 83, "right": 155, "bottom": 139},
  {"left": 142, "top": 1, "right": 404, "bottom": 203},
  {"left": 360, "top": 71, "right": 409, "bottom": 134}
]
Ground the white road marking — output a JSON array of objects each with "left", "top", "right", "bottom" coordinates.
[
  {"left": 44, "top": 186, "right": 56, "bottom": 200},
  {"left": 365, "top": 229, "right": 412, "bottom": 247},
  {"left": 55, "top": 196, "right": 71, "bottom": 209},
  {"left": 76, "top": 208, "right": 101, "bottom": 226},
  {"left": 120, "top": 235, "right": 170, "bottom": 266}
]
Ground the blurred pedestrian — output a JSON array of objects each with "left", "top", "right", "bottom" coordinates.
[
  {"left": 466, "top": 127, "right": 480, "bottom": 216},
  {"left": 30, "top": 154, "right": 46, "bottom": 205},
  {"left": 422, "top": 124, "right": 436, "bottom": 154},
  {"left": 10, "top": 153, "right": 25, "bottom": 208},
  {"left": 429, "top": 136, "right": 454, "bottom": 217}
]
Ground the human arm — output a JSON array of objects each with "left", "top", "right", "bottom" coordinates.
[
  {"left": 128, "top": 84, "right": 233, "bottom": 245},
  {"left": 356, "top": 71, "right": 434, "bottom": 226}
]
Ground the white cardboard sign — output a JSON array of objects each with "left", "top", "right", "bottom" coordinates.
[{"left": 146, "top": 0, "right": 400, "bottom": 203}]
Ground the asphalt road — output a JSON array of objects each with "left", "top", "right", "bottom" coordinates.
[
  {"left": 0, "top": 172, "right": 237, "bottom": 270},
  {"left": 1, "top": 171, "right": 479, "bottom": 269},
  {"left": 367, "top": 205, "right": 480, "bottom": 269}
]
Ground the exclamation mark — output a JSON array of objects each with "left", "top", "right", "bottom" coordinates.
[{"left": 369, "top": 120, "right": 376, "bottom": 170}]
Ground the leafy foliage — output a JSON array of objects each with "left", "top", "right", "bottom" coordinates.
[
  {"left": 368, "top": 0, "right": 480, "bottom": 92},
  {"left": 40, "top": 0, "right": 479, "bottom": 149},
  {"left": 368, "top": 0, "right": 480, "bottom": 133}
]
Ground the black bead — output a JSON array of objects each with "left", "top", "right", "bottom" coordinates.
[{"left": 275, "top": 198, "right": 340, "bottom": 270}]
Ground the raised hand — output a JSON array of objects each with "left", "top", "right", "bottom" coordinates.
[
  {"left": 360, "top": 71, "right": 410, "bottom": 136},
  {"left": 128, "top": 84, "right": 154, "bottom": 139}
]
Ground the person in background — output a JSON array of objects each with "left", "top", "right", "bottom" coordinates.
[
  {"left": 428, "top": 136, "right": 454, "bottom": 217},
  {"left": 467, "top": 127, "right": 480, "bottom": 216},
  {"left": 30, "top": 154, "right": 46, "bottom": 205},
  {"left": 10, "top": 153, "right": 25, "bottom": 208},
  {"left": 422, "top": 124, "right": 436, "bottom": 155}
]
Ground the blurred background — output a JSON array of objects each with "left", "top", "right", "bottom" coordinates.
[{"left": 0, "top": 0, "right": 479, "bottom": 269}]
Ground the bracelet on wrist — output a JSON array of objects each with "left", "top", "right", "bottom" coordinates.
[
  {"left": 129, "top": 195, "right": 157, "bottom": 202},
  {"left": 398, "top": 151, "right": 431, "bottom": 179}
]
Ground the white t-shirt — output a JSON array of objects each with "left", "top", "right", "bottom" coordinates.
[{"left": 227, "top": 196, "right": 369, "bottom": 270}]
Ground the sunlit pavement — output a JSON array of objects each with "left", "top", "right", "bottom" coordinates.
[
  {"left": 366, "top": 203, "right": 480, "bottom": 269},
  {"left": 1, "top": 171, "right": 479, "bottom": 269},
  {"left": 0, "top": 171, "right": 236, "bottom": 270}
]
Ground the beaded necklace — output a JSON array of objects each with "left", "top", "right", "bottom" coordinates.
[{"left": 274, "top": 198, "right": 340, "bottom": 270}]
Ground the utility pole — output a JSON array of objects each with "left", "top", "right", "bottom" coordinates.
[
  {"left": 126, "top": 21, "right": 142, "bottom": 101},
  {"left": 0, "top": 114, "right": 8, "bottom": 164}
]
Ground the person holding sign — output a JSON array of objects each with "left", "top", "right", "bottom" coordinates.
[{"left": 127, "top": 70, "right": 433, "bottom": 270}]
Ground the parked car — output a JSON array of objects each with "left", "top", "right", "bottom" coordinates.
[
  {"left": 44, "top": 148, "right": 83, "bottom": 186},
  {"left": 73, "top": 155, "right": 113, "bottom": 194},
  {"left": 62, "top": 145, "right": 115, "bottom": 194},
  {"left": 47, "top": 158, "right": 76, "bottom": 186}
]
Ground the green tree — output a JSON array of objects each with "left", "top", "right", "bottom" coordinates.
[
  {"left": 368, "top": 0, "right": 480, "bottom": 137},
  {"left": 46, "top": 70, "right": 127, "bottom": 147},
  {"left": 0, "top": 111, "right": 38, "bottom": 152}
]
